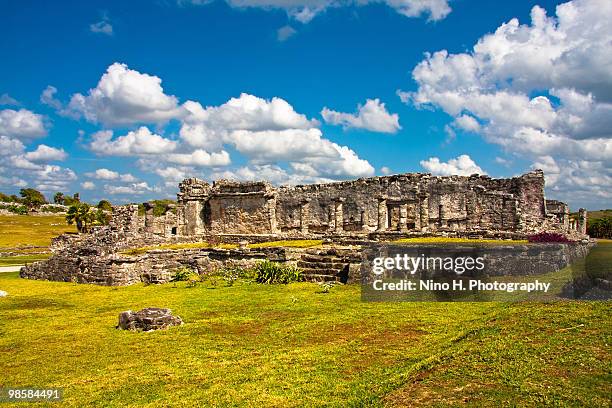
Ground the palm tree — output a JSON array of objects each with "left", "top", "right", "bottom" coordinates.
[
  {"left": 53, "top": 192, "right": 65, "bottom": 205},
  {"left": 66, "top": 203, "right": 95, "bottom": 233}
]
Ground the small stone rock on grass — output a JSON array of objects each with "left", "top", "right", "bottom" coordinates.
[
  {"left": 116, "top": 307, "right": 183, "bottom": 332},
  {"left": 0, "top": 290, "right": 7, "bottom": 297}
]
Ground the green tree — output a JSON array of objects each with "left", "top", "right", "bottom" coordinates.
[
  {"left": 53, "top": 192, "right": 65, "bottom": 205},
  {"left": 66, "top": 203, "right": 95, "bottom": 233},
  {"left": 63, "top": 193, "right": 81, "bottom": 206},
  {"left": 588, "top": 217, "right": 612, "bottom": 239},
  {"left": 94, "top": 208, "right": 111, "bottom": 226},
  {"left": 97, "top": 200, "right": 113, "bottom": 212},
  {"left": 19, "top": 188, "right": 47, "bottom": 210}
]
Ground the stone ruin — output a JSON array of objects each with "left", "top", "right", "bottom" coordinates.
[
  {"left": 117, "top": 308, "right": 183, "bottom": 331},
  {"left": 172, "top": 169, "right": 586, "bottom": 238},
  {"left": 21, "top": 170, "right": 590, "bottom": 286}
]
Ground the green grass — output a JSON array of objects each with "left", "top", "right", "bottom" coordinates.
[
  {"left": 122, "top": 240, "right": 323, "bottom": 256},
  {"left": 0, "top": 254, "right": 50, "bottom": 266},
  {"left": 0, "top": 272, "right": 609, "bottom": 407},
  {"left": 393, "top": 237, "right": 528, "bottom": 244},
  {"left": 0, "top": 215, "right": 76, "bottom": 266},
  {"left": 383, "top": 301, "right": 611, "bottom": 407},
  {"left": 0, "top": 215, "right": 75, "bottom": 249},
  {"left": 585, "top": 209, "right": 612, "bottom": 221},
  {"left": 121, "top": 242, "right": 238, "bottom": 256},
  {"left": 248, "top": 239, "right": 323, "bottom": 249}
]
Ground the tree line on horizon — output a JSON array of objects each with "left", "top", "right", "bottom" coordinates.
[{"left": 0, "top": 188, "right": 177, "bottom": 234}]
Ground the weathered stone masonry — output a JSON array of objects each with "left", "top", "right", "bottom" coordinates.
[
  {"left": 174, "top": 170, "right": 579, "bottom": 238},
  {"left": 21, "top": 170, "right": 590, "bottom": 286}
]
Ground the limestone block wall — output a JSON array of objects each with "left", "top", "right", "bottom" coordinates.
[
  {"left": 22, "top": 241, "right": 593, "bottom": 286},
  {"left": 275, "top": 174, "right": 427, "bottom": 234},
  {"left": 173, "top": 170, "right": 567, "bottom": 237}
]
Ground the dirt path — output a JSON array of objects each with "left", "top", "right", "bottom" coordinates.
[{"left": 0, "top": 266, "right": 23, "bottom": 273}]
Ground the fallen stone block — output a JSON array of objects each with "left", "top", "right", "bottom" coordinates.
[{"left": 117, "top": 307, "right": 183, "bottom": 331}]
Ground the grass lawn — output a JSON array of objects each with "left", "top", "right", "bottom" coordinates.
[
  {"left": 0, "top": 215, "right": 76, "bottom": 249},
  {"left": 0, "top": 215, "right": 76, "bottom": 266},
  {"left": 0, "top": 254, "right": 50, "bottom": 266},
  {"left": 393, "top": 237, "right": 528, "bottom": 244},
  {"left": 0, "top": 215, "right": 75, "bottom": 266},
  {"left": 248, "top": 239, "right": 323, "bottom": 249},
  {"left": 122, "top": 240, "right": 324, "bottom": 256},
  {"left": 0, "top": 271, "right": 609, "bottom": 407}
]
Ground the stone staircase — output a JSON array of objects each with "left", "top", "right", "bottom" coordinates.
[{"left": 297, "top": 248, "right": 362, "bottom": 283}]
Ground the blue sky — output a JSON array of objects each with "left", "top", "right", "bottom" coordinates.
[{"left": 0, "top": 0, "right": 610, "bottom": 210}]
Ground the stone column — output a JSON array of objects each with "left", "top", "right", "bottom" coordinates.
[
  {"left": 510, "top": 199, "right": 520, "bottom": 231},
  {"left": 419, "top": 195, "right": 429, "bottom": 231},
  {"left": 334, "top": 198, "right": 344, "bottom": 233},
  {"left": 465, "top": 198, "right": 474, "bottom": 230},
  {"left": 439, "top": 204, "right": 447, "bottom": 228},
  {"left": 300, "top": 199, "right": 310, "bottom": 234},
  {"left": 143, "top": 202, "right": 154, "bottom": 233},
  {"left": 184, "top": 200, "right": 204, "bottom": 235},
  {"left": 399, "top": 202, "right": 409, "bottom": 232},
  {"left": 266, "top": 194, "right": 279, "bottom": 234},
  {"left": 165, "top": 204, "right": 176, "bottom": 236},
  {"left": 579, "top": 208, "right": 588, "bottom": 235},
  {"left": 414, "top": 201, "right": 421, "bottom": 230},
  {"left": 114, "top": 204, "right": 141, "bottom": 233},
  {"left": 377, "top": 198, "right": 388, "bottom": 231},
  {"left": 562, "top": 205, "right": 570, "bottom": 231}
]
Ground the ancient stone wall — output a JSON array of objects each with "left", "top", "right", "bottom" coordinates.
[
  {"left": 174, "top": 170, "right": 564, "bottom": 237},
  {"left": 22, "top": 241, "right": 593, "bottom": 286}
]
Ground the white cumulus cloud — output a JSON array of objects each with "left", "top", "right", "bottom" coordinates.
[
  {"left": 0, "top": 136, "right": 25, "bottom": 156},
  {"left": 0, "top": 109, "right": 47, "bottom": 140},
  {"left": 89, "top": 127, "right": 178, "bottom": 156},
  {"left": 81, "top": 181, "right": 96, "bottom": 190},
  {"left": 166, "top": 149, "right": 231, "bottom": 167},
  {"left": 24, "top": 145, "right": 68, "bottom": 162},
  {"left": 321, "top": 99, "right": 401, "bottom": 133},
  {"left": 420, "top": 154, "right": 487, "bottom": 176},
  {"left": 85, "top": 168, "right": 137, "bottom": 182},
  {"left": 66, "top": 63, "right": 183, "bottom": 126},
  {"left": 104, "top": 181, "right": 155, "bottom": 195}
]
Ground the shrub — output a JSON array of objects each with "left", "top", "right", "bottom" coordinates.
[
  {"left": 170, "top": 266, "right": 196, "bottom": 282},
  {"left": 40, "top": 205, "right": 66, "bottom": 213},
  {"left": 588, "top": 216, "right": 612, "bottom": 239},
  {"left": 66, "top": 203, "right": 96, "bottom": 233},
  {"left": 97, "top": 200, "right": 113, "bottom": 212},
  {"left": 253, "top": 260, "right": 303, "bottom": 284},
  {"left": 0, "top": 203, "right": 27, "bottom": 215},
  {"left": 20, "top": 188, "right": 47, "bottom": 210},
  {"left": 318, "top": 281, "right": 336, "bottom": 293},
  {"left": 528, "top": 232, "right": 573, "bottom": 243}
]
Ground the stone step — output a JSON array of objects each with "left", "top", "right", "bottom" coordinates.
[
  {"left": 301, "top": 254, "right": 336, "bottom": 262},
  {"left": 300, "top": 268, "right": 342, "bottom": 276},
  {"left": 297, "top": 261, "right": 350, "bottom": 270},
  {"left": 297, "top": 260, "right": 335, "bottom": 269},
  {"left": 301, "top": 253, "right": 360, "bottom": 263},
  {"left": 302, "top": 273, "right": 340, "bottom": 282}
]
